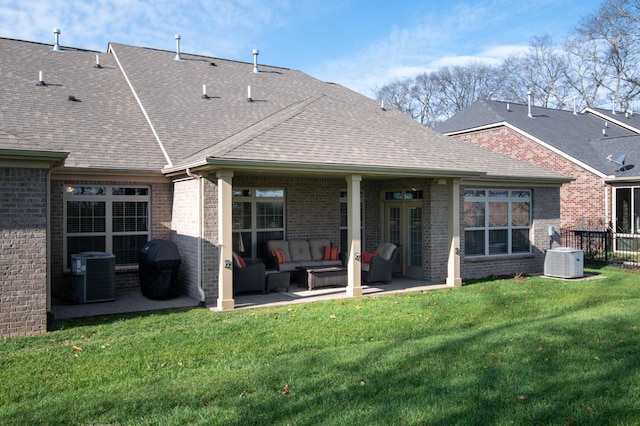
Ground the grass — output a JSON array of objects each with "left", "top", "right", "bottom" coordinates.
[{"left": 3, "top": 265, "right": 640, "bottom": 425}]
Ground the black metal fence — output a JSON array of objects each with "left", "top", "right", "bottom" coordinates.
[{"left": 559, "top": 227, "right": 640, "bottom": 267}]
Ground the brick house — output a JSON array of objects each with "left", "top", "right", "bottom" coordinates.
[
  {"left": 0, "top": 37, "right": 569, "bottom": 338},
  {"left": 437, "top": 100, "right": 640, "bottom": 238}
]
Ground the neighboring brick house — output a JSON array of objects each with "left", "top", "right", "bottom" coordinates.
[
  {"left": 437, "top": 100, "right": 640, "bottom": 236},
  {"left": 0, "top": 36, "right": 569, "bottom": 338}
]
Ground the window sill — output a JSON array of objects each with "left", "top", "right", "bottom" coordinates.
[{"left": 464, "top": 253, "right": 534, "bottom": 262}]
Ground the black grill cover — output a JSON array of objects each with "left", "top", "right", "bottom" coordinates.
[{"left": 138, "top": 240, "right": 181, "bottom": 300}]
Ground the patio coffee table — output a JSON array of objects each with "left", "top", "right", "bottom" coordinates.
[{"left": 297, "top": 266, "right": 347, "bottom": 290}]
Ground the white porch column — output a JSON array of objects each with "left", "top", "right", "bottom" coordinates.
[
  {"left": 346, "top": 175, "right": 363, "bottom": 297},
  {"left": 216, "top": 170, "right": 235, "bottom": 310},
  {"left": 446, "top": 178, "right": 463, "bottom": 287}
]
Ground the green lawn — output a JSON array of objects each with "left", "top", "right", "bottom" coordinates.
[{"left": 2, "top": 265, "right": 640, "bottom": 425}]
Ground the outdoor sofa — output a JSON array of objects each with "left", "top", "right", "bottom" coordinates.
[{"left": 266, "top": 239, "right": 342, "bottom": 272}]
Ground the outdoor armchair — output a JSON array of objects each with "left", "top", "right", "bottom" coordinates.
[
  {"left": 233, "top": 255, "right": 266, "bottom": 295},
  {"left": 361, "top": 242, "right": 400, "bottom": 284}
]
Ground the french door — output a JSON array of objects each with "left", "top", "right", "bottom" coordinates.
[{"left": 384, "top": 202, "right": 423, "bottom": 279}]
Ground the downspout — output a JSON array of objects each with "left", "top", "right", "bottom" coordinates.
[
  {"left": 186, "top": 168, "right": 206, "bottom": 304},
  {"left": 47, "top": 160, "right": 65, "bottom": 331}
]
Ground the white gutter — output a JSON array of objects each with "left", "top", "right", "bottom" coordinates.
[
  {"left": 185, "top": 168, "right": 206, "bottom": 303},
  {"left": 108, "top": 44, "right": 173, "bottom": 167}
]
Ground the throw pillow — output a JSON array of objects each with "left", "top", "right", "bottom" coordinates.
[
  {"left": 361, "top": 252, "right": 379, "bottom": 264},
  {"left": 323, "top": 246, "right": 332, "bottom": 260},
  {"left": 232, "top": 252, "right": 246, "bottom": 268},
  {"left": 272, "top": 248, "right": 286, "bottom": 264},
  {"left": 330, "top": 246, "right": 340, "bottom": 260},
  {"left": 323, "top": 246, "right": 341, "bottom": 261}
]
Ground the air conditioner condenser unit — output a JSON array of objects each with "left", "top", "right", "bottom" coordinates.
[
  {"left": 544, "top": 247, "right": 584, "bottom": 279},
  {"left": 71, "top": 252, "right": 116, "bottom": 303}
]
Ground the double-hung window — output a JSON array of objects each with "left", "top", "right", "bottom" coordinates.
[
  {"left": 464, "top": 189, "right": 531, "bottom": 256},
  {"left": 64, "top": 185, "right": 150, "bottom": 268},
  {"left": 232, "top": 189, "right": 285, "bottom": 259}
]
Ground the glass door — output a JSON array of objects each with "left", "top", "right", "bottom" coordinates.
[{"left": 384, "top": 202, "right": 423, "bottom": 278}]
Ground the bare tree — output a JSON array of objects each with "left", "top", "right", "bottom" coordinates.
[
  {"left": 374, "top": 0, "right": 640, "bottom": 126},
  {"left": 500, "top": 36, "right": 572, "bottom": 109},
  {"left": 573, "top": 0, "right": 640, "bottom": 110},
  {"left": 432, "top": 62, "right": 503, "bottom": 118}
]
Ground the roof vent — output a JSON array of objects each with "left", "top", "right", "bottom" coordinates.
[
  {"left": 247, "top": 85, "right": 253, "bottom": 102},
  {"left": 506, "top": 103, "right": 510, "bottom": 112},
  {"left": 252, "top": 49, "right": 259, "bottom": 73},
  {"left": 36, "top": 71, "right": 46, "bottom": 86},
  {"left": 381, "top": 100, "right": 385, "bottom": 111},
  {"left": 611, "top": 95, "right": 617, "bottom": 114},
  {"left": 52, "top": 28, "right": 62, "bottom": 51},
  {"left": 527, "top": 90, "right": 533, "bottom": 118},
  {"left": 94, "top": 54, "right": 102, "bottom": 69},
  {"left": 174, "top": 34, "right": 183, "bottom": 61},
  {"left": 202, "top": 84, "right": 209, "bottom": 99},
  {"left": 573, "top": 97, "right": 578, "bottom": 115}
]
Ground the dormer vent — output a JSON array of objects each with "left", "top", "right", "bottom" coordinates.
[
  {"left": 174, "top": 35, "right": 183, "bottom": 61},
  {"left": 94, "top": 54, "right": 102, "bottom": 69},
  {"left": 36, "top": 71, "right": 46, "bottom": 86},
  {"left": 252, "top": 49, "right": 259, "bottom": 73},
  {"left": 52, "top": 28, "right": 62, "bottom": 51}
]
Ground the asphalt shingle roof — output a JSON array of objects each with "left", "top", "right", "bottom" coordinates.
[
  {"left": 0, "top": 38, "right": 165, "bottom": 170},
  {"left": 0, "top": 37, "right": 569, "bottom": 183},
  {"left": 436, "top": 100, "right": 640, "bottom": 178},
  {"left": 110, "top": 42, "right": 568, "bottom": 181}
]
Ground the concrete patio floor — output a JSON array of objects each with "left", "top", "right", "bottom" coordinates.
[{"left": 51, "top": 276, "right": 450, "bottom": 320}]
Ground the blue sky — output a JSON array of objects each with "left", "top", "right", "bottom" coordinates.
[{"left": 0, "top": 0, "right": 603, "bottom": 97}]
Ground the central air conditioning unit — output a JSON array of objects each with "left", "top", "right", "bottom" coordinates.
[
  {"left": 71, "top": 252, "right": 116, "bottom": 303},
  {"left": 544, "top": 247, "right": 584, "bottom": 279}
]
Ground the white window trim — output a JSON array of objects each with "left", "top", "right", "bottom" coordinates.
[
  {"left": 232, "top": 188, "right": 285, "bottom": 259},
  {"left": 464, "top": 189, "right": 532, "bottom": 257},
  {"left": 63, "top": 184, "right": 151, "bottom": 269}
]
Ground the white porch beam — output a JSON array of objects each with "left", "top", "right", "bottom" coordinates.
[
  {"left": 446, "top": 178, "right": 463, "bottom": 287},
  {"left": 346, "top": 175, "right": 363, "bottom": 297},
  {"left": 216, "top": 170, "right": 235, "bottom": 310}
]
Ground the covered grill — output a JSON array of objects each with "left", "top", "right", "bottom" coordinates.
[{"left": 138, "top": 240, "right": 181, "bottom": 300}]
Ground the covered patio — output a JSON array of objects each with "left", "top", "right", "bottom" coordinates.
[{"left": 51, "top": 276, "right": 445, "bottom": 319}]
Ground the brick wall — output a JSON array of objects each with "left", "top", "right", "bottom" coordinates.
[
  {"left": 0, "top": 168, "right": 48, "bottom": 338},
  {"left": 172, "top": 174, "right": 562, "bottom": 305},
  {"left": 451, "top": 128, "right": 608, "bottom": 228},
  {"left": 171, "top": 178, "right": 202, "bottom": 301},
  {"left": 459, "top": 185, "right": 561, "bottom": 279},
  {"left": 50, "top": 178, "right": 173, "bottom": 298}
]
